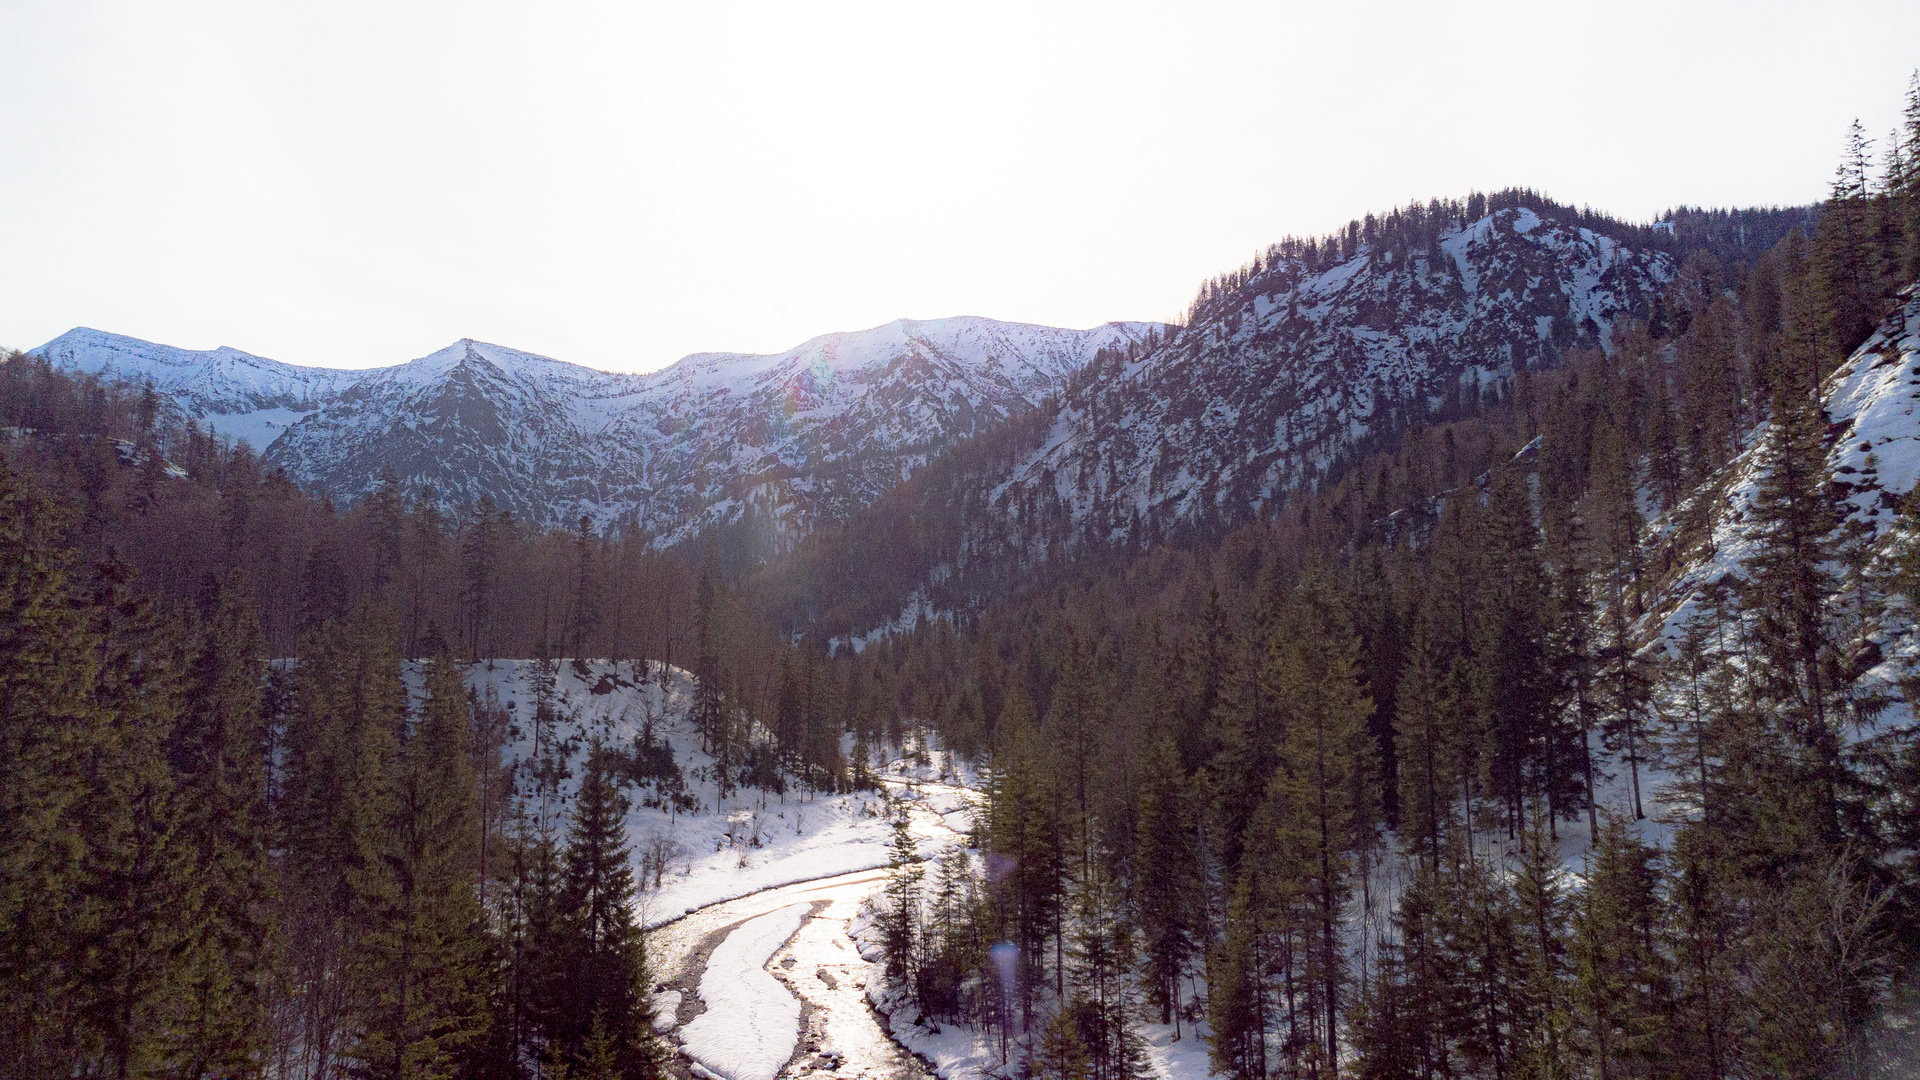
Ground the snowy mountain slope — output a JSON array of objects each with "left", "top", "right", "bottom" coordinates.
[
  {"left": 996, "top": 205, "right": 1673, "bottom": 542},
  {"left": 34, "top": 327, "right": 362, "bottom": 416},
  {"left": 615, "top": 317, "right": 1157, "bottom": 545},
  {"left": 265, "top": 338, "right": 655, "bottom": 522},
  {"left": 1637, "top": 283, "right": 1920, "bottom": 691},
  {"left": 32, "top": 318, "right": 1160, "bottom": 536}
]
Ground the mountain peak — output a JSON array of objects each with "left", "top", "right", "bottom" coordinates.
[{"left": 35, "top": 317, "right": 1162, "bottom": 536}]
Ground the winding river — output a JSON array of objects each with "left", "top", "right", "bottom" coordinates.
[{"left": 646, "top": 778, "right": 974, "bottom": 1079}]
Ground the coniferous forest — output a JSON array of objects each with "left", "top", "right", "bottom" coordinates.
[{"left": 6, "top": 77, "right": 1920, "bottom": 1080}]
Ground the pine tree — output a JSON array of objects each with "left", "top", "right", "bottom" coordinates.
[
  {"left": 1740, "top": 306, "right": 1850, "bottom": 840},
  {"left": 354, "top": 652, "right": 492, "bottom": 1079},
  {"left": 1033, "top": 1005, "right": 1094, "bottom": 1080},
  {"left": 164, "top": 573, "right": 276, "bottom": 1076},
  {"left": 0, "top": 469, "right": 104, "bottom": 1077},
  {"left": 1132, "top": 733, "right": 1197, "bottom": 1031},
  {"left": 1265, "top": 572, "right": 1378, "bottom": 1076},
  {"left": 1394, "top": 607, "right": 1459, "bottom": 870},
  {"left": 1666, "top": 826, "right": 1733, "bottom": 1080},
  {"left": 1367, "top": 862, "right": 1460, "bottom": 1079},
  {"left": 277, "top": 607, "right": 406, "bottom": 1079},
  {"left": 1205, "top": 869, "right": 1271, "bottom": 1080},
  {"left": 550, "top": 742, "right": 662, "bottom": 1076},
  {"left": 73, "top": 558, "right": 199, "bottom": 1080},
  {"left": 1067, "top": 856, "right": 1149, "bottom": 1080},
  {"left": 1569, "top": 816, "right": 1673, "bottom": 1080},
  {"left": 881, "top": 810, "right": 925, "bottom": 995},
  {"left": 366, "top": 464, "right": 405, "bottom": 603},
  {"left": 1439, "top": 850, "right": 1522, "bottom": 1080},
  {"left": 774, "top": 650, "right": 806, "bottom": 779},
  {"left": 1899, "top": 70, "right": 1920, "bottom": 282},
  {"left": 1473, "top": 459, "right": 1557, "bottom": 841},
  {"left": 1047, "top": 634, "right": 1106, "bottom": 890},
  {"left": 984, "top": 688, "right": 1061, "bottom": 1030},
  {"left": 461, "top": 495, "right": 500, "bottom": 660},
  {"left": 1509, "top": 808, "right": 1571, "bottom": 1079},
  {"left": 1678, "top": 298, "right": 1744, "bottom": 478},
  {"left": 1812, "top": 120, "right": 1886, "bottom": 357},
  {"left": 1585, "top": 418, "right": 1652, "bottom": 821}
]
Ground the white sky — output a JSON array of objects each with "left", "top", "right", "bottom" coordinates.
[{"left": 2, "top": 1, "right": 1915, "bottom": 373}]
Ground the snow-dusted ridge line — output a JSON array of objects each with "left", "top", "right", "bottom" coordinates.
[
  {"left": 990, "top": 204, "right": 1677, "bottom": 541},
  {"left": 32, "top": 318, "right": 1163, "bottom": 537},
  {"left": 33, "top": 316, "right": 1159, "bottom": 416}
]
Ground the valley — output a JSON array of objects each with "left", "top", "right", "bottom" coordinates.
[{"left": 7, "top": 167, "right": 1920, "bottom": 1078}]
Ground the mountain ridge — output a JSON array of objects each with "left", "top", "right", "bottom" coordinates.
[{"left": 32, "top": 316, "right": 1165, "bottom": 543}]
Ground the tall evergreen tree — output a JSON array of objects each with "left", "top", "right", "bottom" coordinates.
[
  {"left": 0, "top": 469, "right": 105, "bottom": 1077},
  {"left": 1132, "top": 733, "right": 1198, "bottom": 1031},
  {"left": 1265, "top": 573, "right": 1378, "bottom": 1076},
  {"left": 164, "top": 574, "right": 277, "bottom": 1076},
  {"left": 1569, "top": 817, "right": 1673, "bottom": 1080},
  {"left": 276, "top": 607, "right": 406, "bottom": 1079},
  {"left": 550, "top": 741, "right": 662, "bottom": 1077},
  {"left": 354, "top": 653, "right": 492, "bottom": 1079}
]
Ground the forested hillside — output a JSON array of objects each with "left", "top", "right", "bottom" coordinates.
[
  {"left": 761, "top": 195, "right": 1827, "bottom": 639},
  {"left": 802, "top": 95, "right": 1920, "bottom": 1080},
  {"left": 4, "top": 75, "right": 1920, "bottom": 1080}
]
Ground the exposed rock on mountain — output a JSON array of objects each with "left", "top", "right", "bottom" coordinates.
[
  {"left": 33, "top": 318, "right": 1160, "bottom": 541},
  {"left": 1000, "top": 203, "right": 1675, "bottom": 543}
]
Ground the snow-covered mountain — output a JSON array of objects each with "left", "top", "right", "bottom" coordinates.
[
  {"left": 767, "top": 200, "right": 1695, "bottom": 634},
  {"left": 32, "top": 318, "right": 1160, "bottom": 540},
  {"left": 33, "top": 327, "right": 363, "bottom": 414},
  {"left": 996, "top": 203, "right": 1674, "bottom": 544}
]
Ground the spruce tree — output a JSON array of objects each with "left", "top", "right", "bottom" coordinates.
[
  {"left": 1394, "top": 607, "right": 1459, "bottom": 870},
  {"left": 354, "top": 652, "right": 492, "bottom": 1079},
  {"left": 1033, "top": 1006, "right": 1094, "bottom": 1080},
  {"left": 460, "top": 495, "right": 500, "bottom": 660},
  {"left": 1205, "top": 869, "right": 1270, "bottom": 1080},
  {"left": 0, "top": 468, "right": 103, "bottom": 1077},
  {"left": 164, "top": 573, "right": 276, "bottom": 1076},
  {"left": 1740, "top": 307, "right": 1850, "bottom": 840},
  {"left": 881, "top": 810, "right": 925, "bottom": 995},
  {"left": 277, "top": 607, "right": 406, "bottom": 1078},
  {"left": 1569, "top": 816, "right": 1673, "bottom": 1080},
  {"left": 74, "top": 559, "right": 198, "bottom": 1080},
  {"left": 1132, "top": 733, "right": 1197, "bottom": 1031},
  {"left": 1265, "top": 572, "right": 1377, "bottom": 1076},
  {"left": 550, "top": 742, "right": 662, "bottom": 1077}
]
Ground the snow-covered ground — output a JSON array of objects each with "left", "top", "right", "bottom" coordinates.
[
  {"left": 452, "top": 659, "right": 970, "bottom": 928},
  {"left": 198, "top": 406, "right": 314, "bottom": 451},
  {"left": 450, "top": 657, "right": 988, "bottom": 1077},
  {"left": 680, "top": 903, "right": 812, "bottom": 1080},
  {"left": 642, "top": 775, "right": 976, "bottom": 1079}
]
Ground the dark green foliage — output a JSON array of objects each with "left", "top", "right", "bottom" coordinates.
[{"left": 547, "top": 743, "right": 663, "bottom": 1077}]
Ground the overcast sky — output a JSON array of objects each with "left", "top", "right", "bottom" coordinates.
[{"left": 2, "top": 1, "right": 1915, "bottom": 372}]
